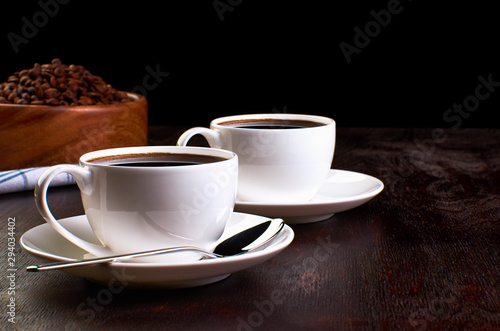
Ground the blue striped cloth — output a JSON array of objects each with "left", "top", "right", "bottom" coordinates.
[{"left": 0, "top": 167, "right": 76, "bottom": 194}]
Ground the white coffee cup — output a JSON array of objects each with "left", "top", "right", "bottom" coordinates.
[
  {"left": 35, "top": 146, "right": 238, "bottom": 262},
  {"left": 177, "top": 114, "right": 335, "bottom": 203}
]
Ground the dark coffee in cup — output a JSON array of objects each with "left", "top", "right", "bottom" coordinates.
[
  {"left": 88, "top": 153, "right": 227, "bottom": 167},
  {"left": 219, "top": 118, "right": 323, "bottom": 130}
]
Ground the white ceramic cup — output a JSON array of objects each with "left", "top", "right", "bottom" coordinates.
[
  {"left": 34, "top": 146, "right": 238, "bottom": 262},
  {"left": 177, "top": 114, "right": 335, "bottom": 203}
]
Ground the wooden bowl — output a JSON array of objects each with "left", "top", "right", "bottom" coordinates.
[{"left": 0, "top": 93, "right": 148, "bottom": 170}]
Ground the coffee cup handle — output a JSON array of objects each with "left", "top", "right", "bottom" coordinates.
[
  {"left": 34, "top": 165, "right": 112, "bottom": 257},
  {"left": 177, "top": 127, "right": 222, "bottom": 148}
]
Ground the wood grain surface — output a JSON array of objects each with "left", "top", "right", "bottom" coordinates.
[
  {"left": 0, "top": 93, "right": 148, "bottom": 170},
  {"left": 1, "top": 127, "right": 499, "bottom": 330}
]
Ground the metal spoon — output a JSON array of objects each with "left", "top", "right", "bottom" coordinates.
[{"left": 27, "top": 219, "right": 285, "bottom": 272}]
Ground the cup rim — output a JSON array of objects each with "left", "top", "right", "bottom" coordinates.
[
  {"left": 210, "top": 113, "right": 335, "bottom": 130},
  {"left": 80, "top": 146, "right": 237, "bottom": 168}
]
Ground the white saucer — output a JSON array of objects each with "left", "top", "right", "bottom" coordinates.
[
  {"left": 235, "top": 169, "right": 384, "bottom": 224},
  {"left": 21, "top": 212, "right": 294, "bottom": 289}
]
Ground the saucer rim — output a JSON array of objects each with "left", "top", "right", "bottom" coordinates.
[
  {"left": 234, "top": 169, "right": 384, "bottom": 224},
  {"left": 235, "top": 169, "right": 384, "bottom": 207},
  {"left": 20, "top": 212, "right": 294, "bottom": 268}
]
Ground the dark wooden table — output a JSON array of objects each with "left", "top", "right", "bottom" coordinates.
[{"left": 2, "top": 127, "right": 499, "bottom": 330}]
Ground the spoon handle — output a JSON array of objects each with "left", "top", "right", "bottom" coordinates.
[{"left": 26, "top": 246, "right": 218, "bottom": 272}]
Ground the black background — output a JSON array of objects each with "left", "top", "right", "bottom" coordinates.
[{"left": 1, "top": 0, "right": 498, "bottom": 128}]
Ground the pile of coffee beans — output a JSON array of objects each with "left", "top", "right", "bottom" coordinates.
[{"left": 0, "top": 58, "right": 133, "bottom": 106}]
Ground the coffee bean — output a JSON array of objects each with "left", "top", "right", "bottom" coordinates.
[
  {"left": 54, "top": 67, "right": 64, "bottom": 77},
  {"left": 7, "top": 90, "right": 17, "bottom": 102},
  {"left": 44, "top": 88, "right": 60, "bottom": 99},
  {"left": 46, "top": 98, "right": 60, "bottom": 105},
  {"left": 29, "top": 65, "right": 41, "bottom": 79},
  {"left": 78, "top": 96, "right": 92, "bottom": 105},
  {"left": 41, "top": 64, "right": 52, "bottom": 72},
  {"left": 35, "top": 86, "right": 44, "bottom": 99},
  {"left": 94, "top": 84, "right": 108, "bottom": 94},
  {"left": 8, "top": 76, "right": 19, "bottom": 83},
  {"left": 20, "top": 75, "right": 30, "bottom": 86},
  {"left": 49, "top": 75, "right": 57, "bottom": 88},
  {"left": 0, "top": 58, "right": 134, "bottom": 105},
  {"left": 6, "top": 83, "right": 17, "bottom": 91},
  {"left": 27, "top": 87, "right": 36, "bottom": 95},
  {"left": 61, "top": 91, "right": 77, "bottom": 103},
  {"left": 67, "top": 80, "right": 79, "bottom": 92}
]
